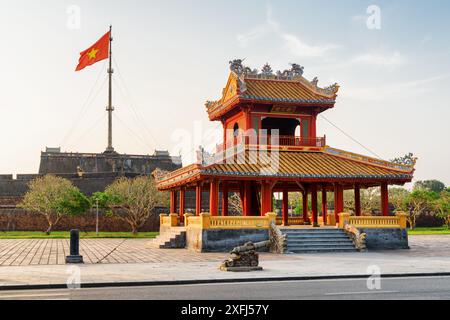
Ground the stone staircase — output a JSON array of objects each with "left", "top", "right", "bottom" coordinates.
[
  {"left": 148, "top": 227, "right": 186, "bottom": 249},
  {"left": 281, "top": 228, "right": 358, "bottom": 253}
]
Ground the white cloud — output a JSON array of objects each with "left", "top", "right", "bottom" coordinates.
[
  {"left": 236, "top": 4, "right": 338, "bottom": 58},
  {"left": 237, "top": 26, "right": 270, "bottom": 47},
  {"left": 342, "top": 74, "right": 450, "bottom": 101},
  {"left": 351, "top": 14, "right": 367, "bottom": 25},
  {"left": 282, "top": 33, "right": 339, "bottom": 58},
  {"left": 351, "top": 51, "right": 406, "bottom": 67}
]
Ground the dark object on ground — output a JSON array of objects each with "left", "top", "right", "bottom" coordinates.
[
  {"left": 219, "top": 241, "right": 269, "bottom": 272},
  {"left": 66, "top": 229, "right": 84, "bottom": 264}
]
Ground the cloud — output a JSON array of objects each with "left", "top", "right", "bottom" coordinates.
[
  {"left": 237, "top": 4, "right": 338, "bottom": 58},
  {"left": 351, "top": 14, "right": 367, "bottom": 25},
  {"left": 282, "top": 33, "right": 339, "bottom": 58},
  {"left": 342, "top": 74, "right": 450, "bottom": 101},
  {"left": 351, "top": 51, "right": 406, "bottom": 67},
  {"left": 237, "top": 26, "right": 270, "bottom": 47}
]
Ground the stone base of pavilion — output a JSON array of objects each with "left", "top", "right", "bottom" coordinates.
[{"left": 155, "top": 212, "right": 410, "bottom": 253}]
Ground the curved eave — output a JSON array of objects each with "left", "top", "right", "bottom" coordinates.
[
  {"left": 207, "top": 95, "right": 335, "bottom": 121},
  {"left": 156, "top": 170, "right": 413, "bottom": 191}
]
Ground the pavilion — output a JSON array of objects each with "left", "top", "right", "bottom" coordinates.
[{"left": 154, "top": 60, "right": 416, "bottom": 227}]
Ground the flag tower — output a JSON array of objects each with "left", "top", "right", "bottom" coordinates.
[{"left": 105, "top": 25, "right": 115, "bottom": 153}]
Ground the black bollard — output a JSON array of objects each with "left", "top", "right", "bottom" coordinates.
[{"left": 65, "top": 229, "right": 84, "bottom": 264}]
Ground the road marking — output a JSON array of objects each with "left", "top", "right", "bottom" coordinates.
[{"left": 325, "top": 290, "right": 398, "bottom": 296}]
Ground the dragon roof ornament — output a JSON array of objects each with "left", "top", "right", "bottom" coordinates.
[{"left": 228, "top": 59, "right": 339, "bottom": 96}]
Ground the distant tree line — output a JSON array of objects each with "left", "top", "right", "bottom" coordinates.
[
  {"left": 283, "top": 180, "right": 448, "bottom": 229},
  {"left": 19, "top": 175, "right": 169, "bottom": 234}
]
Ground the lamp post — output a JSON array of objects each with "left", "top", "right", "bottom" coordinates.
[{"left": 95, "top": 198, "right": 99, "bottom": 236}]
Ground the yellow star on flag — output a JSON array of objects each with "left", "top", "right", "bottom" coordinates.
[{"left": 87, "top": 48, "right": 99, "bottom": 59}]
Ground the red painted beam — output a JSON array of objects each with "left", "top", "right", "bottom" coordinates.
[
  {"left": 210, "top": 180, "right": 219, "bottom": 216},
  {"left": 222, "top": 181, "right": 229, "bottom": 217},
  {"left": 311, "top": 184, "right": 318, "bottom": 227},
  {"left": 355, "top": 183, "right": 361, "bottom": 216},
  {"left": 321, "top": 184, "right": 327, "bottom": 225},
  {"left": 195, "top": 184, "right": 202, "bottom": 216},
  {"left": 381, "top": 182, "right": 389, "bottom": 216},
  {"left": 302, "top": 185, "right": 309, "bottom": 223},
  {"left": 179, "top": 189, "right": 185, "bottom": 223},
  {"left": 170, "top": 190, "right": 176, "bottom": 214},
  {"left": 282, "top": 188, "right": 289, "bottom": 226}
]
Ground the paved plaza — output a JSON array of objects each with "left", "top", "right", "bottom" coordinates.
[
  {"left": 0, "top": 235, "right": 449, "bottom": 266},
  {"left": 0, "top": 235, "right": 449, "bottom": 288}
]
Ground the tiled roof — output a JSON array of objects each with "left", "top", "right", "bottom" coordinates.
[
  {"left": 242, "top": 78, "right": 335, "bottom": 104},
  {"left": 206, "top": 71, "right": 338, "bottom": 120},
  {"left": 155, "top": 149, "right": 414, "bottom": 190},
  {"left": 204, "top": 151, "right": 412, "bottom": 179}
]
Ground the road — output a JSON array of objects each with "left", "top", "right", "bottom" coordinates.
[{"left": 0, "top": 276, "right": 449, "bottom": 300}]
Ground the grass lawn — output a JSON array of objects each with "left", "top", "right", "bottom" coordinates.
[
  {"left": 0, "top": 231, "right": 159, "bottom": 239},
  {"left": 408, "top": 227, "right": 450, "bottom": 235}
]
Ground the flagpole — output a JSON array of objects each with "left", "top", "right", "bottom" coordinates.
[{"left": 105, "top": 25, "right": 115, "bottom": 153}]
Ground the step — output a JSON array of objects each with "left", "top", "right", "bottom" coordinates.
[
  {"left": 286, "top": 247, "right": 358, "bottom": 253},
  {"left": 287, "top": 245, "right": 356, "bottom": 251},
  {"left": 150, "top": 230, "right": 186, "bottom": 249},
  {"left": 281, "top": 229, "right": 345, "bottom": 234},
  {"left": 280, "top": 228, "right": 342, "bottom": 231},
  {"left": 287, "top": 240, "right": 354, "bottom": 245},
  {"left": 285, "top": 234, "right": 350, "bottom": 239},
  {"left": 282, "top": 230, "right": 345, "bottom": 235}
]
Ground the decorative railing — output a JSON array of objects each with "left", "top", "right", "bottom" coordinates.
[
  {"left": 338, "top": 212, "right": 408, "bottom": 229},
  {"left": 216, "top": 135, "right": 326, "bottom": 153},
  {"left": 276, "top": 216, "right": 304, "bottom": 225},
  {"left": 261, "top": 135, "right": 326, "bottom": 148},
  {"left": 159, "top": 213, "right": 179, "bottom": 227},
  {"left": 184, "top": 213, "right": 277, "bottom": 230}
]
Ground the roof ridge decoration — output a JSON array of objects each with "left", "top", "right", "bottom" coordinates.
[{"left": 228, "top": 59, "right": 339, "bottom": 97}]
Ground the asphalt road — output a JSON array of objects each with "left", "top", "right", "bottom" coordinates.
[{"left": 1, "top": 276, "right": 449, "bottom": 300}]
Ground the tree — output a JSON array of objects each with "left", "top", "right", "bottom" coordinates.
[
  {"left": 288, "top": 192, "right": 301, "bottom": 215},
  {"left": 405, "top": 189, "right": 439, "bottom": 229},
  {"left": 360, "top": 187, "right": 380, "bottom": 215},
  {"left": 434, "top": 190, "right": 450, "bottom": 228},
  {"left": 414, "top": 180, "right": 446, "bottom": 193},
  {"left": 19, "top": 175, "right": 91, "bottom": 234},
  {"left": 389, "top": 187, "right": 410, "bottom": 212},
  {"left": 102, "top": 176, "right": 166, "bottom": 234},
  {"left": 228, "top": 193, "right": 242, "bottom": 216}
]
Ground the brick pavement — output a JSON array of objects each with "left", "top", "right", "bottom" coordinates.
[{"left": 0, "top": 235, "right": 449, "bottom": 266}]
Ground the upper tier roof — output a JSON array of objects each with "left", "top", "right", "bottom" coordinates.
[{"left": 206, "top": 60, "right": 340, "bottom": 120}]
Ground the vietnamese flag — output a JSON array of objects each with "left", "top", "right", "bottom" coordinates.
[{"left": 75, "top": 31, "right": 110, "bottom": 71}]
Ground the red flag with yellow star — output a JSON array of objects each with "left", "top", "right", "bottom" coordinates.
[{"left": 75, "top": 31, "right": 110, "bottom": 71}]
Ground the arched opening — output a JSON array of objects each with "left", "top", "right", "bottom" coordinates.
[
  {"left": 261, "top": 117, "right": 300, "bottom": 136},
  {"left": 233, "top": 123, "right": 239, "bottom": 137}
]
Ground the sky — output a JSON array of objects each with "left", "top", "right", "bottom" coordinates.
[{"left": 0, "top": 0, "right": 449, "bottom": 186}]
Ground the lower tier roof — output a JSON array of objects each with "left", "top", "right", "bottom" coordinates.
[{"left": 155, "top": 147, "right": 415, "bottom": 190}]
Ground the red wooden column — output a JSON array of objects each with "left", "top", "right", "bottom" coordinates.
[
  {"left": 242, "top": 181, "right": 252, "bottom": 216},
  {"left": 195, "top": 184, "right": 202, "bottom": 216},
  {"left": 302, "top": 185, "right": 309, "bottom": 223},
  {"left": 381, "top": 182, "right": 389, "bottom": 216},
  {"left": 282, "top": 188, "right": 289, "bottom": 226},
  {"left": 311, "top": 184, "right": 319, "bottom": 227},
  {"left": 321, "top": 184, "right": 328, "bottom": 225},
  {"left": 334, "top": 183, "right": 344, "bottom": 223},
  {"left": 260, "top": 182, "right": 272, "bottom": 216},
  {"left": 179, "top": 188, "right": 185, "bottom": 222},
  {"left": 222, "top": 181, "right": 229, "bottom": 216},
  {"left": 354, "top": 183, "right": 361, "bottom": 216},
  {"left": 210, "top": 180, "right": 219, "bottom": 216},
  {"left": 170, "top": 190, "right": 176, "bottom": 213}
]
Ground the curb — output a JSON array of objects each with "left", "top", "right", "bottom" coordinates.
[{"left": 1, "top": 272, "right": 450, "bottom": 291}]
